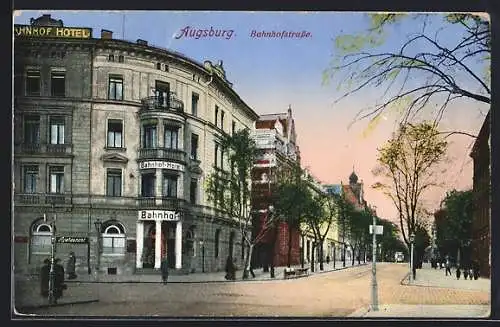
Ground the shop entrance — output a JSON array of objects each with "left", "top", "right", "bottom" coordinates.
[{"left": 142, "top": 222, "right": 167, "bottom": 268}]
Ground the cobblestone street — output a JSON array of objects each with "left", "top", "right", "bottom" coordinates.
[{"left": 16, "top": 263, "right": 490, "bottom": 317}]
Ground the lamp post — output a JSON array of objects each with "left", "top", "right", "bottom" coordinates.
[
  {"left": 409, "top": 232, "right": 415, "bottom": 283},
  {"left": 268, "top": 205, "right": 275, "bottom": 279},
  {"left": 371, "top": 209, "right": 379, "bottom": 312},
  {"left": 48, "top": 204, "right": 57, "bottom": 305},
  {"left": 94, "top": 219, "right": 102, "bottom": 277},
  {"left": 199, "top": 240, "right": 205, "bottom": 273}
]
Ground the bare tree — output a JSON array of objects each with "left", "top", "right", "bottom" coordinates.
[
  {"left": 372, "top": 121, "right": 448, "bottom": 247},
  {"left": 324, "top": 13, "right": 490, "bottom": 137}
]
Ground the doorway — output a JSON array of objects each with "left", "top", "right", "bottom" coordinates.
[{"left": 155, "top": 81, "right": 170, "bottom": 108}]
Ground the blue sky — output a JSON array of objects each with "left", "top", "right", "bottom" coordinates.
[{"left": 13, "top": 11, "right": 489, "bottom": 223}]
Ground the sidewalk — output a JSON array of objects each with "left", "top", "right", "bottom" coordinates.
[
  {"left": 15, "top": 260, "right": 365, "bottom": 284},
  {"left": 349, "top": 264, "right": 491, "bottom": 318}
]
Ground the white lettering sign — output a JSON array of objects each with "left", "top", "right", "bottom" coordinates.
[
  {"left": 369, "top": 225, "right": 384, "bottom": 235},
  {"left": 139, "top": 161, "right": 184, "bottom": 171},
  {"left": 138, "top": 210, "right": 180, "bottom": 221}
]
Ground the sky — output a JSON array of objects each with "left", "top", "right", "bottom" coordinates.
[{"left": 13, "top": 11, "right": 490, "bottom": 226}]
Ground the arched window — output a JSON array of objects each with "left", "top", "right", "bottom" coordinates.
[
  {"left": 214, "top": 229, "right": 220, "bottom": 258},
  {"left": 102, "top": 221, "right": 126, "bottom": 255},
  {"left": 31, "top": 223, "right": 52, "bottom": 255}
]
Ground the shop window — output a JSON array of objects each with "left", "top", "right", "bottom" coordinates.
[
  {"left": 31, "top": 223, "right": 52, "bottom": 255},
  {"left": 102, "top": 224, "right": 126, "bottom": 255}
]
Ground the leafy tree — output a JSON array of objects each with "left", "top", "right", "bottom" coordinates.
[
  {"left": 324, "top": 13, "right": 490, "bottom": 137},
  {"left": 205, "top": 129, "right": 277, "bottom": 279},
  {"left": 273, "top": 162, "right": 311, "bottom": 268},
  {"left": 414, "top": 221, "right": 431, "bottom": 267},
  {"left": 372, "top": 121, "right": 447, "bottom": 248},
  {"left": 334, "top": 192, "right": 356, "bottom": 267},
  {"left": 348, "top": 209, "right": 372, "bottom": 265},
  {"left": 438, "top": 189, "right": 474, "bottom": 264},
  {"left": 377, "top": 218, "right": 408, "bottom": 262}
]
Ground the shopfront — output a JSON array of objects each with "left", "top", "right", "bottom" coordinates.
[{"left": 136, "top": 210, "right": 183, "bottom": 270}]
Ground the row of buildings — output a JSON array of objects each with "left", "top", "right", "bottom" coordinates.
[{"left": 13, "top": 14, "right": 372, "bottom": 277}]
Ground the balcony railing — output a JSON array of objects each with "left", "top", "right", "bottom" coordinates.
[
  {"left": 138, "top": 148, "right": 186, "bottom": 162},
  {"left": 16, "top": 143, "right": 72, "bottom": 155},
  {"left": 137, "top": 196, "right": 185, "bottom": 210},
  {"left": 141, "top": 94, "right": 184, "bottom": 113},
  {"left": 14, "top": 193, "right": 72, "bottom": 205}
]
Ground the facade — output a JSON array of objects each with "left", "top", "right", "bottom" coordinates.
[
  {"left": 251, "top": 107, "right": 301, "bottom": 268},
  {"left": 469, "top": 110, "right": 490, "bottom": 278},
  {"left": 13, "top": 15, "right": 260, "bottom": 277}
]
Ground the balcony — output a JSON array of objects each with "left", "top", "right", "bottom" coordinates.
[
  {"left": 141, "top": 94, "right": 184, "bottom": 113},
  {"left": 137, "top": 196, "right": 186, "bottom": 210},
  {"left": 138, "top": 148, "right": 186, "bottom": 163},
  {"left": 14, "top": 193, "right": 72, "bottom": 205}
]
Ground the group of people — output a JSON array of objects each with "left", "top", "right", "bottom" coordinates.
[
  {"left": 433, "top": 255, "right": 480, "bottom": 280},
  {"left": 39, "top": 252, "right": 77, "bottom": 302}
]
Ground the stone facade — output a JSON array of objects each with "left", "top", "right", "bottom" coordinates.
[{"left": 13, "top": 15, "right": 259, "bottom": 277}]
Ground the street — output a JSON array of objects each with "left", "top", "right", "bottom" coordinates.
[{"left": 19, "top": 263, "right": 490, "bottom": 317}]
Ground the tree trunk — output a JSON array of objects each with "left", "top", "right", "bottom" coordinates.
[
  {"left": 287, "top": 223, "right": 293, "bottom": 268},
  {"left": 342, "top": 244, "right": 346, "bottom": 267},
  {"left": 319, "top": 241, "right": 324, "bottom": 271},
  {"left": 310, "top": 243, "right": 315, "bottom": 272},
  {"left": 270, "top": 225, "right": 280, "bottom": 278},
  {"left": 243, "top": 243, "right": 254, "bottom": 280},
  {"left": 351, "top": 246, "right": 356, "bottom": 266},
  {"left": 300, "top": 235, "right": 305, "bottom": 268}
]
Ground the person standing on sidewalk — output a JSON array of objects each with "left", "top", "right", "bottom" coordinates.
[
  {"left": 40, "top": 258, "right": 50, "bottom": 297},
  {"left": 444, "top": 255, "right": 452, "bottom": 276},
  {"left": 160, "top": 257, "right": 169, "bottom": 284},
  {"left": 66, "top": 251, "right": 77, "bottom": 280}
]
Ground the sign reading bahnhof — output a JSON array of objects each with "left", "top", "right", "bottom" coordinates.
[
  {"left": 14, "top": 24, "right": 92, "bottom": 39},
  {"left": 138, "top": 210, "right": 180, "bottom": 221}
]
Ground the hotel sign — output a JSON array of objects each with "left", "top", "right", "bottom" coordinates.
[
  {"left": 14, "top": 24, "right": 92, "bottom": 39},
  {"left": 139, "top": 161, "right": 184, "bottom": 171},
  {"left": 138, "top": 210, "right": 181, "bottom": 221}
]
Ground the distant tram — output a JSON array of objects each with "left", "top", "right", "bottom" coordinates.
[{"left": 395, "top": 252, "right": 404, "bottom": 262}]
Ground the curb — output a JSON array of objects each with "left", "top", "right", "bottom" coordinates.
[
  {"left": 62, "top": 263, "right": 368, "bottom": 284},
  {"left": 400, "top": 272, "right": 489, "bottom": 293},
  {"left": 16, "top": 299, "right": 99, "bottom": 312}
]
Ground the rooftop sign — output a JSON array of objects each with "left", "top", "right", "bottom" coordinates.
[{"left": 14, "top": 24, "right": 92, "bottom": 39}]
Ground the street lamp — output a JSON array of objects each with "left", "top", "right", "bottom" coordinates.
[
  {"left": 371, "top": 208, "right": 379, "bottom": 312},
  {"left": 47, "top": 203, "right": 58, "bottom": 305},
  {"left": 409, "top": 232, "right": 415, "bottom": 282},
  {"left": 94, "top": 219, "right": 102, "bottom": 276},
  {"left": 199, "top": 240, "right": 205, "bottom": 273},
  {"left": 268, "top": 205, "right": 276, "bottom": 279}
]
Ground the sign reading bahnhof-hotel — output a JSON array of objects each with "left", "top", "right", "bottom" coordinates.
[
  {"left": 139, "top": 161, "right": 184, "bottom": 171},
  {"left": 138, "top": 210, "right": 180, "bottom": 221},
  {"left": 14, "top": 24, "right": 92, "bottom": 39}
]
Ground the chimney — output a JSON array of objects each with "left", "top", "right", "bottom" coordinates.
[
  {"left": 101, "top": 29, "right": 113, "bottom": 39},
  {"left": 137, "top": 39, "right": 148, "bottom": 45}
]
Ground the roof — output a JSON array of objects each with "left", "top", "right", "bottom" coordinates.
[
  {"left": 324, "top": 184, "right": 342, "bottom": 195},
  {"left": 342, "top": 185, "right": 364, "bottom": 210}
]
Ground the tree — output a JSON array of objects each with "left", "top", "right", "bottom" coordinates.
[
  {"left": 334, "top": 193, "right": 356, "bottom": 267},
  {"left": 273, "top": 163, "right": 311, "bottom": 268},
  {"left": 205, "top": 129, "right": 277, "bottom": 279},
  {"left": 377, "top": 218, "right": 408, "bottom": 262},
  {"left": 414, "top": 221, "right": 431, "bottom": 268},
  {"left": 372, "top": 121, "right": 448, "bottom": 248},
  {"left": 348, "top": 209, "right": 372, "bottom": 265},
  {"left": 324, "top": 13, "right": 490, "bottom": 138},
  {"left": 438, "top": 189, "right": 474, "bottom": 265}
]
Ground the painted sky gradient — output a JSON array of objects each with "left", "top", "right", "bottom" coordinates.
[{"left": 13, "top": 11, "right": 489, "bottom": 224}]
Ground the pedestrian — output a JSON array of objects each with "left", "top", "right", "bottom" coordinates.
[
  {"left": 160, "top": 257, "right": 169, "bottom": 284},
  {"left": 66, "top": 251, "right": 77, "bottom": 280},
  {"left": 232, "top": 258, "right": 238, "bottom": 280},
  {"left": 472, "top": 261, "right": 480, "bottom": 280},
  {"left": 445, "top": 256, "right": 451, "bottom": 276},
  {"left": 54, "top": 258, "right": 66, "bottom": 302},
  {"left": 468, "top": 267, "right": 474, "bottom": 280},
  {"left": 456, "top": 266, "right": 461, "bottom": 280},
  {"left": 326, "top": 256, "right": 330, "bottom": 264},
  {"left": 40, "top": 258, "right": 50, "bottom": 297},
  {"left": 463, "top": 265, "right": 469, "bottom": 280},
  {"left": 225, "top": 256, "right": 233, "bottom": 280}
]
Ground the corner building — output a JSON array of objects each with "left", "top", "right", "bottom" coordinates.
[{"left": 13, "top": 15, "right": 259, "bottom": 277}]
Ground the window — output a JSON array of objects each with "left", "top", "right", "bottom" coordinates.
[
  {"left": 190, "top": 133, "right": 198, "bottom": 160},
  {"left": 214, "top": 229, "right": 221, "bottom": 258},
  {"left": 220, "top": 147, "right": 224, "bottom": 171},
  {"left": 26, "top": 70, "right": 41, "bottom": 95},
  {"left": 49, "top": 116, "right": 65, "bottom": 145},
  {"left": 214, "top": 143, "right": 219, "bottom": 168},
  {"left": 155, "top": 81, "right": 170, "bottom": 108},
  {"left": 51, "top": 71, "right": 65, "bottom": 97},
  {"left": 31, "top": 223, "right": 52, "bottom": 255},
  {"left": 108, "top": 54, "right": 115, "bottom": 62},
  {"left": 141, "top": 173, "right": 156, "bottom": 197},
  {"left": 24, "top": 115, "right": 40, "bottom": 144},
  {"left": 156, "top": 62, "right": 161, "bottom": 70},
  {"left": 49, "top": 166, "right": 64, "bottom": 194},
  {"left": 23, "top": 165, "right": 38, "bottom": 193},
  {"left": 214, "top": 105, "right": 219, "bottom": 126},
  {"left": 164, "top": 126, "right": 178, "bottom": 149},
  {"left": 107, "top": 120, "right": 123, "bottom": 148},
  {"left": 221, "top": 110, "right": 225, "bottom": 130},
  {"left": 162, "top": 174, "right": 178, "bottom": 198},
  {"left": 232, "top": 121, "right": 236, "bottom": 135},
  {"left": 143, "top": 125, "right": 157, "bottom": 148},
  {"left": 108, "top": 76, "right": 123, "bottom": 100},
  {"left": 102, "top": 224, "right": 126, "bottom": 255},
  {"left": 106, "top": 169, "right": 122, "bottom": 197},
  {"left": 190, "top": 178, "right": 197, "bottom": 203},
  {"left": 118, "top": 55, "right": 124, "bottom": 63},
  {"left": 191, "top": 93, "right": 199, "bottom": 116}
]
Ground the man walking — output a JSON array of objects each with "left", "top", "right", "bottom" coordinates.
[
  {"left": 445, "top": 255, "right": 452, "bottom": 276},
  {"left": 160, "top": 257, "right": 169, "bottom": 284},
  {"left": 66, "top": 251, "right": 77, "bottom": 280}
]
